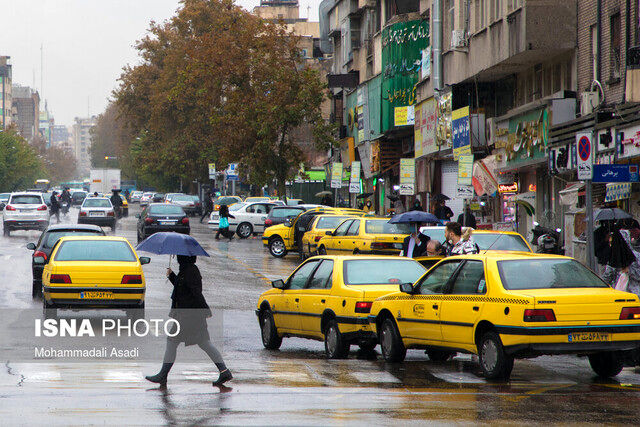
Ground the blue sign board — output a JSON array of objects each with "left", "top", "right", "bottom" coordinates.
[{"left": 592, "top": 164, "right": 640, "bottom": 183}]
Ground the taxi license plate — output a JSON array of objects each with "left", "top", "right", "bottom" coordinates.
[
  {"left": 567, "top": 332, "right": 611, "bottom": 343},
  {"left": 90, "top": 211, "right": 105, "bottom": 216},
  {"left": 80, "top": 291, "right": 114, "bottom": 299},
  {"left": 159, "top": 220, "right": 176, "bottom": 225}
]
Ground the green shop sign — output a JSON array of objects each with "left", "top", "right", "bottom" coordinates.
[
  {"left": 505, "top": 108, "right": 549, "bottom": 165},
  {"left": 381, "top": 20, "right": 429, "bottom": 133}
]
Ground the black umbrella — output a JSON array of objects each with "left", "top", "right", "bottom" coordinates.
[
  {"left": 388, "top": 211, "right": 439, "bottom": 224},
  {"left": 356, "top": 192, "right": 374, "bottom": 199},
  {"left": 432, "top": 193, "right": 450, "bottom": 202},
  {"left": 593, "top": 208, "right": 632, "bottom": 222}
]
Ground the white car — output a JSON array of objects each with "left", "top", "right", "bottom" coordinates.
[
  {"left": 130, "top": 191, "right": 144, "bottom": 203},
  {"left": 208, "top": 202, "right": 276, "bottom": 238},
  {"left": 139, "top": 192, "right": 154, "bottom": 206},
  {"left": 78, "top": 197, "right": 117, "bottom": 230},
  {"left": 3, "top": 192, "right": 49, "bottom": 236}
]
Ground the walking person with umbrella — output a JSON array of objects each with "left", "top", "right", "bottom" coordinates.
[
  {"left": 137, "top": 233, "right": 232, "bottom": 387},
  {"left": 433, "top": 194, "right": 454, "bottom": 222},
  {"left": 389, "top": 211, "right": 438, "bottom": 258}
]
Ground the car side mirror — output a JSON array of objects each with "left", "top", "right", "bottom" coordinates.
[
  {"left": 284, "top": 219, "right": 292, "bottom": 227},
  {"left": 33, "top": 256, "right": 46, "bottom": 265},
  {"left": 272, "top": 279, "right": 286, "bottom": 289},
  {"left": 26, "top": 243, "right": 36, "bottom": 250},
  {"left": 139, "top": 257, "right": 151, "bottom": 265},
  {"left": 325, "top": 230, "right": 333, "bottom": 236},
  {"left": 399, "top": 283, "right": 414, "bottom": 294}
]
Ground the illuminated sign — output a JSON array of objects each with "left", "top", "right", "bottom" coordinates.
[
  {"left": 499, "top": 183, "right": 519, "bottom": 193},
  {"left": 529, "top": 184, "right": 537, "bottom": 192}
]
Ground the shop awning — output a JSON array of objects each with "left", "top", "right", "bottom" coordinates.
[{"left": 559, "top": 182, "right": 584, "bottom": 206}]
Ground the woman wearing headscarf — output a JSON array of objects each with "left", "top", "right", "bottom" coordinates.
[
  {"left": 602, "top": 229, "right": 640, "bottom": 296},
  {"left": 146, "top": 255, "right": 232, "bottom": 387},
  {"left": 216, "top": 204, "right": 235, "bottom": 240}
]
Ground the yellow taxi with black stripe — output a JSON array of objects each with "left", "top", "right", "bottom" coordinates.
[
  {"left": 256, "top": 255, "right": 427, "bottom": 358},
  {"left": 316, "top": 217, "right": 411, "bottom": 255},
  {"left": 368, "top": 252, "right": 640, "bottom": 380},
  {"left": 38, "top": 236, "right": 149, "bottom": 319},
  {"left": 262, "top": 207, "right": 364, "bottom": 258},
  {"left": 300, "top": 214, "right": 362, "bottom": 258}
]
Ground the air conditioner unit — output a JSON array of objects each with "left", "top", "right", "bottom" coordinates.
[
  {"left": 580, "top": 91, "right": 599, "bottom": 116},
  {"left": 451, "top": 30, "right": 466, "bottom": 48}
]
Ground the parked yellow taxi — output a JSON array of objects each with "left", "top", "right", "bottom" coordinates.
[
  {"left": 263, "top": 207, "right": 364, "bottom": 258},
  {"left": 368, "top": 252, "right": 640, "bottom": 380},
  {"left": 300, "top": 214, "right": 361, "bottom": 258},
  {"left": 38, "top": 236, "right": 149, "bottom": 319},
  {"left": 316, "top": 217, "right": 411, "bottom": 255},
  {"left": 256, "top": 256, "right": 427, "bottom": 358}
]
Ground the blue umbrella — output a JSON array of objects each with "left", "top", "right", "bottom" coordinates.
[
  {"left": 136, "top": 232, "right": 210, "bottom": 257},
  {"left": 388, "top": 210, "right": 439, "bottom": 224}
]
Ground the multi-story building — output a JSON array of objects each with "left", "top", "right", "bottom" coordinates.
[
  {"left": 0, "top": 56, "right": 13, "bottom": 129},
  {"left": 12, "top": 85, "right": 40, "bottom": 142},
  {"left": 39, "top": 105, "right": 54, "bottom": 148},
  {"left": 72, "top": 116, "right": 96, "bottom": 176}
]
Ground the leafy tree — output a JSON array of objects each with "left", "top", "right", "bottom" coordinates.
[
  {"left": 113, "top": 0, "right": 334, "bottom": 196},
  {"left": 0, "top": 129, "right": 45, "bottom": 192}
]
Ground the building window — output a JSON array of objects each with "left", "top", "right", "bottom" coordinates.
[
  {"left": 385, "top": 0, "right": 419, "bottom": 22},
  {"left": 591, "top": 24, "right": 598, "bottom": 81},
  {"left": 475, "top": 0, "right": 486, "bottom": 31},
  {"left": 610, "top": 13, "right": 622, "bottom": 79},
  {"left": 491, "top": 0, "right": 501, "bottom": 22}
]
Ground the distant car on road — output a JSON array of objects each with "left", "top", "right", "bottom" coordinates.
[
  {"left": 171, "top": 194, "right": 200, "bottom": 216},
  {"left": 130, "top": 190, "right": 144, "bottom": 203},
  {"left": 3, "top": 192, "right": 49, "bottom": 236},
  {"left": 78, "top": 197, "right": 117, "bottom": 230},
  {"left": 209, "top": 201, "right": 278, "bottom": 238},
  {"left": 152, "top": 193, "right": 165, "bottom": 203},
  {"left": 264, "top": 206, "right": 307, "bottom": 228},
  {"left": 26, "top": 224, "right": 105, "bottom": 298},
  {"left": 140, "top": 192, "right": 154, "bottom": 206},
  {"left": 71, "top": 190, "right": 87, "bottom": 206},
  {"left": 136, "top": 203, "right": 190, "bottom": 243}
]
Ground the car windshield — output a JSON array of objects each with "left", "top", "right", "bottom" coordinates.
[
  {"left": 229, "top": 203, "right": 246, "bottom": 211},
  {"left": 474, "top": 233, "right": 531, "bottom": 252},
  {"left": 497, "top": 259, "right": 609, "bottom": 290},
  {"left": 343, "top": 259, "right": 426, "bottom": 285},
  {"left": 44, "top": 230, "right": 104, "bottom": 248},
  {"left": 72, "top": 192, "right": 86, "bottom": 198},
  {"left": 172, "top": 195, "right": 192, "bottom": 202},
  {"left": 11, "top": 195, "right": 42, "bottom": 204},
  {"left": 148, "top": 205, "right": 184, "bottom": 215},
  {"left": 83, "top": 199, "right": 111, "bottom": 208},
  {"left": 55, "top": 240, "right": 137, "bottom": 262},
  {"left": 271, "top": 207, "right": 304, "bottom": 218},
  {"left": 365, "top": 220, "right": 412, "bottom": 234},
  {"left": 316, "top": 216, "right": 350, "bottom": 229}
]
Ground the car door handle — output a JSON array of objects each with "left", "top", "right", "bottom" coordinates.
[
  {"left": 432, "top": 304, "right": 438, "bottom": 309},
  {"left": 473, "top": 306, "right": 479, "bottom": 311},
  {"left": 321, "top": 299, "right": 326, "bottom": 304}
]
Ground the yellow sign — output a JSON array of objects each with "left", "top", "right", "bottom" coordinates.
[
  {"left": 394, "top": 105, "right": 415, "bottom": 127},
  {"left": 330, "top": 162, "right": 343, "bottom": 189},
  {"left": 457, "top": 154, "right": 473, "bottom": 185}
]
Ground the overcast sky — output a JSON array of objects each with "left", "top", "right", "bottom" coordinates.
[{"left": 1, "top": 0, "right": 320, "bottom": 126}]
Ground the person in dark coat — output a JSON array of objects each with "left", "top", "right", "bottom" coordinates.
[
  {"left": 110, "top": 191, "right": 123, "bottom": 218},
  {"left": 50, "top": 191, "right": 61, "bottom": 223},
  {"left": 321, "top": 194, "right": 333, "bottom": 207},
  {"left": 146, "top": 255, "right": 232, "bottom": 387},
  {"left": 411, "top": 199, "right": 424, "bottom": 212},
  {"left": 401, "top": 226, "right": 430, "bottom": 258},
  {"left": 457, "top": 207, "right": 477, "bottom": 228},
  {"left": 215, "top": 204, "right": 235, "bottom": 240},
  {"left": 200, "top": 192, "right": 214, "bottom": 223},
  {"left": 594, "top": 223, "right": 612, "bottom": 274},
  {"left": 434, "top": 200, "right": 454, "bottom": 221}
]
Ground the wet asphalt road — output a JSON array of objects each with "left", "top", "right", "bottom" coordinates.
[{"left": 2, "top": 205, "right": 640, "bottom": 425}]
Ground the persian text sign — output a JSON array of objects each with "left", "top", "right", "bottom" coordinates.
[
  {"left": 399, "top": 158, "right": 415, "bottom": 195},
  {"left": 414, "top": 97, "right": 437, "bottom": 158},
  {"left": 457, "top": 154, "right": 473, "bottom": 185},
  {"left": 349, "top": 161, "right": 361, "bottom": 193},
  {"left": 331, "top": 162, "right": 343, "bottom": 189},
  {"left": 452, "top": 106, "right": 471, "bottom": 160}
]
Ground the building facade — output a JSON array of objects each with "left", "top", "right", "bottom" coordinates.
[
  {"left": 72, "top": 116, "right": 96, "bottom": 176},
  {"left": 0, "top": 56, "right": 13, "bottom": 129},
  {"left": 12, "top": 85, "right": 40, "bottom": 142}
]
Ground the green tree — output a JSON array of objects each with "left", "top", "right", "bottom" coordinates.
[
  {"left": 113, "top": 0, "right": 334, "bottom": 195},
  {"left": 0, "top": 129, "right": 45, "bottom": 192}
]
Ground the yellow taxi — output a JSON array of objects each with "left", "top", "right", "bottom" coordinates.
[
  {"left": 256, "top": 255, "right": 427, "bottom": 358},
  {"left": 262, "top": 207, "right": 364, "bottom": 258},
  {"left": 300, "top": 214, "right": 361, "bottom": 259},
  {"left": 244, "top": 196, "right": 271, "bottom": 203},
  {"left": 316, "top": 217, "right": 411, "bottom": 256},
  {"left": 37, "top": 236, "right": 149, "bottom": 319},
  {"left": 367, "top": 252, "right": 640, "bottom": 380},
  {"left": 119, "top": 194, "right": 129, "bottom": 217}
]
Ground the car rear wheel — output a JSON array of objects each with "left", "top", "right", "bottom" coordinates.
[
  {"left": 588, "top": 352, "right": 623, "bottom": 377},
  {"left": 237, "top": 222, "right": 253, "bottom": 239},
  {"left": 317, "top": 246, "right": 327, "bottom": 255},
  {"left": 260, "top": 310, "right": 282, "bottom": 350},
  {"left": 269, "top": 237, "right": 287, "bottom": 258},
  {"left": 379, "top": 317, "right": 406, "bottom": 362},
  {"left": 427, "top": 349, "right": 454, "bottom": 362},
  {"left": 324, "top": 319, "right": 350, "bottom": 359},
  {"left": 478, "top": 331, "right": 514, "bottom": 380},
  {"left": 32, "top": 280, "right": 42, "bottom": 299}
]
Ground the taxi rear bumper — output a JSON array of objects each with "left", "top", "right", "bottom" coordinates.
[{"left": 506, "top": 341, "right": 640, "bottom": 356}]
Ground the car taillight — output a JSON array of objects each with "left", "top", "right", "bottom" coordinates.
[
  {"left": 107, "top": 211, "right": 115, "bottom": 217},
  {"left": 79, "top": 211, "right": 87, "bottom": 216},
  {"left": 181, "top": 217, "right": 189, "bottom": 225},
  {"left": 314, "top": 235, "right": 323, "bottom": 242},
  {"left": 5, "top": 205, "right": 16, "bottom": 211},
  {"left": 37, "top": 205, "right": 47, "bottom": 211},
  {"left": 145, "top": 217, "right": 155, "bottom": 224},
  {"left": 523, "top": 309, "right": 556, "bottom": 322},
  {"left": 619, "top": 307, "right": 640, "bottom": 320},
  {"left": 264, "top": 218, "right": 273, "bottom": 226},
  {"left": 121, "top": 275, "right": 142, "bottom": 284},
  {"left": 355, "top": 301, "right": 373, "bottom": 313},
  {"left": 371, "top": 242, "right": 393, "bottom": 250},
  {"left": 33, "top": 251, "right": 47, "bottom": 261},
  {"left": 50, "top": 274, "right": 72, "bottom": 284}
]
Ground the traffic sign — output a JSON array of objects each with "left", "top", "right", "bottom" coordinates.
[
  {"left": 208, "top": 163, "right": 216, "bottom": 179},
  {"left": 576, "top": 132, "right": 593, "bottom": 180},
  {"left": 226, "top": 163, "right": 239, "bottom": 181}
]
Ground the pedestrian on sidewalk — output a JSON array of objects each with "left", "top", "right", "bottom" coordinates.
[
  {"left": 216, "top": 204, "right": 235, "bottom": 240},
  {"left": 145, "top": 255, "right": 232, "bottom": 387},
  {"left": 49, "top": 191, "right": 61, "bottom": 223},
  {"left": 602, "top": 229, "right": 640, "bottom": 296},
  {"left": 200, "top": 192, "right": 213, "bottom": 223}
]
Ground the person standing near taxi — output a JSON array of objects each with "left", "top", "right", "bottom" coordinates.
[
  {"left": 146, "top": 255, "right": 232, "bottom": 387},
  {"left": 444, "top": 222, "right": 479, "bottom": 255}
]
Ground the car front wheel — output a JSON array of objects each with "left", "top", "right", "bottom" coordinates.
[
  {"left": 379, "top": 317, "right": 406, "bottom": 362},
  {"left": 478, "top": 331, "right": 514, "bottom": 380},
  {"left": 237, "top": 222, "right": 253, "bottom": 239},
  {"left": 260, "top": 310, "right": 282, "bottom": 350},
  {"left": 269, "top": 237, "right": 287, "bottom": 258},
  {"left": 588, "top": 352, "right": 623, "bottom": 377}
]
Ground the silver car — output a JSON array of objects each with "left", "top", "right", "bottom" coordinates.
[
  {"left": 3, "top": 192, "right": 50, "bottom": 236},
  {"left": 78, "top": 197, "right": 117, "bottom": 230}
]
